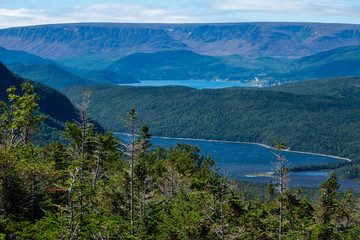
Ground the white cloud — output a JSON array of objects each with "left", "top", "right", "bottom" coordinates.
[
  {"left": 0, "top": 8, "right": 58, "bottom": 28},
  {"left": 1, "top": 1, "right": 360, "bottom": 29},
  {"left": 207, "top": 0, "right": 360, "bottom": 16},
  {"left": 66, "top": 3, "right": 201, "bottom": 22},
  {"left": 0, "top": 3, "right": 209, "bottom": 29}
]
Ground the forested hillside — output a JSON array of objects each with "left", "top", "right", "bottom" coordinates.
[
  {"left": 62, "top": 82, "right": 360, "bottom": 163},
  {"left": 267, "top": 76, "right": 360, "bottom": 100},
  {"left": 0, "top": 45, "right": 143, "bottom": 89},
  {"left": 7, "top": 63, "right": 89, "bottom": 90},
  {"left": 268, "top": 45, "right": 360, "bottom": 82},
  {"left": 0, "top": 62, "right": 83, "bottom": 143}
]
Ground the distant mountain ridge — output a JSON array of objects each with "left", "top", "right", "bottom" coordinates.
[{"left": 1, "top": 22, "right": 360, "bottom": 62}]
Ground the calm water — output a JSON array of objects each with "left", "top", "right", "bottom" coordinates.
[
  {"left": 117, "top": 134, "right": 358, "bottom": 190},
  {"left": 119, "top": 80, "right": 253, "bottom": 89}
]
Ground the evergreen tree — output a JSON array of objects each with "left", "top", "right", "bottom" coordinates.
[
  {"left": 0, "top": 83, "right": 45, "bottom": 237},
  {"left": 314, "top": 173, "right": 340, "bottom": 239},
  {"left": 266, "top": 180, "right": 275, "bottom": 202},
  {"left": 134, "top": 124, "right": 153, "bottom": 219}
]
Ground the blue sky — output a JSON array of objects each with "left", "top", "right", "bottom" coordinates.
[{"left": 1, "top": 0, "right": 360, "bottom": 28}]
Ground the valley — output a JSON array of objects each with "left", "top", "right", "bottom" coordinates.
[
  {"left": 1, "top": 22, "right": 360, "bottom": 180},
  {"left": 1, "top": 20, "right": 360, "bottom": 239}
]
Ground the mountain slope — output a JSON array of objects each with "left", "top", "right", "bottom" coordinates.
[
  {"left": 274, "top": 45, "right": 360, "bottom": 81},
  {"left": 107, "top": 50, "right": 253, "bottom": 80},
  {"left": 0, "top": 46, "right": 103, "bottom": 89},
  {"left": 62, "top": 83, "right": 360, "bottom": 162},
  {"left": 0, "top": 61, "right": 89, "bottom": 143},
  {"left": 0, "top": 46, "right": 54, "bottom": 65},
  {"left": 1, "top": 22, "right": 360, "bottom": 67},
  {"left": 107, "top": 50, "right": 292, "bottom": 82},
  {"left": 7, "top": 63, "right": 90, "bottom": 90}
]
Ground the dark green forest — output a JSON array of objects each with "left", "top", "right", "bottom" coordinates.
[
  {"left": 0, "top": 62, "right": 84, "bottom": 145},
  {"left": 1, "top": 83, "right": 360, "bottom": 239},
  {"left": 62, "top": 77, "right": 360, "bottom": 179}
]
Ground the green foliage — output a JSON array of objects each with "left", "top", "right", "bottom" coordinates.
[
  {"left": 313, "top": 173, "right": 350, "bottom": 239},
  {"left": 318, "top": 173, "right": 340, "bottom": 224},
  {"left": 0, "top": 82, "right": 45, "bottom": 149},
  {"left": 1, "top": 122, "right": 360, "bottom": 239}
]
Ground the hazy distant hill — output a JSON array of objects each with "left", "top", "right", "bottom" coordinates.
[
  {"left": 0, "top": 46, "right": 92, "bottom": 89},
  {"left": 106, "top": 45, "right": 360, "bottom": 83},
  {"left": 107, "top": 50, "right": 251, "bottom": 80},
  {"left": 80, "top": 70, "right": 139, "bottom": 84},
  {"left": 0, "top": 45, "right": 54, "bottom": 65},
  {"left": 0, "top": 46, "right": 138, "bottom": 88},
  {"left": 1, "top": 22, "right": 360, "bottom": 69},
  {"left": 7, "top": 63, "right": 90, "bottom": 90},
  {"left": 107, "top": 50, "right": 294, "bottom": 82},
  {"left": 271, "top": 45, "right": 360, "bottom": 81}
]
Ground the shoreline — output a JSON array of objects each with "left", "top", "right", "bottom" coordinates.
[
  {"left": 114, "top": 133, "right": 351, "bottom": 162},
  {"left": 245, "top": 172, "right": 274, "bottom": 178}
]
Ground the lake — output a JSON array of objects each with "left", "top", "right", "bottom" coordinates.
[
  {"left": 119, "top": 80, "right": 253, "bottom": 89},
  {"left": 116, "top": 134, "right": 358, "bottom": 190}
]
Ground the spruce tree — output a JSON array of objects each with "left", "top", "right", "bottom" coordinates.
[{"left": 315, "top": 173, "right": 340, "bottom": 239}]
